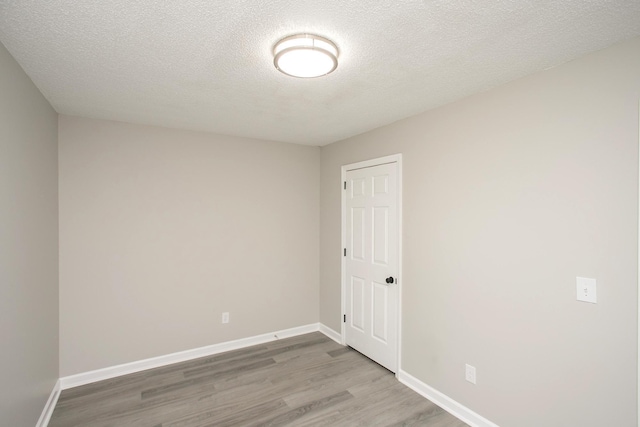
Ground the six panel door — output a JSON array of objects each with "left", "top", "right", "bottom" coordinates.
[{"left": 345, "top": 162, "right": 399, "bottom": 372}]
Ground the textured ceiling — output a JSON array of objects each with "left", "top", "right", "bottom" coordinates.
[{"left": 1, "top": 1, "right": 639, "bottom": 146}]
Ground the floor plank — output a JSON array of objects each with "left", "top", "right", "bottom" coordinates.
[{"left": 49, "top": 332, "right": 469, "bottom": 427}]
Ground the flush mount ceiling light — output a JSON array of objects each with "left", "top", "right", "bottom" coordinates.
[{"left": 273, "top": 34, "right": 338, "bottom": 78}]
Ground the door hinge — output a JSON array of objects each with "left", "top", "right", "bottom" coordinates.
[
  {"left": 343, "top": 248, "right": 346, "bottom": 256},
  {"left": 343, "top": 314, "right": 346, "bottom": 323},
  {"left": 343, "top": 181, "right": 346, "bottom": 190}
]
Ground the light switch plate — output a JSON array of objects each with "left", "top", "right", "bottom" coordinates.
[{"left": 576, "top": 277, "right": 597, "bottom": 303}]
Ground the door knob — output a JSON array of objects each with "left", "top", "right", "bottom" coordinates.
[{"left": 385, "top": 277, "right": 395, "bottom": 284}]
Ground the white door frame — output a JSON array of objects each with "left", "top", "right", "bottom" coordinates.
[
  {"left": 637, "top": 100, "right": 639, "bottom": 427},
  {"left": 341, "top": 153, "right": 403, "bottom": 375}
]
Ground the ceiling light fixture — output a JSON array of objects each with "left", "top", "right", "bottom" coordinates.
[{"left": 273, "top": 34, "right": 338, "bottom": 78}]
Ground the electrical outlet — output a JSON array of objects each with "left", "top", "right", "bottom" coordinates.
[
  {"left": 465, "top": 364, "right": 476, "bottom": 384},
  {"left": 222, "top": 312, "right": 229, "bottom": 324}
]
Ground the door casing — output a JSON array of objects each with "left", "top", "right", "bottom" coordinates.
[{"left": 341, "top": 154, "right": 403, "bottom": 375}]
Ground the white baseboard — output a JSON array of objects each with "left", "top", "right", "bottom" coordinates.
[
  {"left": 36, "top": 379, "right": 60, "bottom": 427},
  {"left": 273, "top": 323, "right": 319, "bottom": 340},
  {"left": 319, "top": 323, "right": 342, "bottom": 344},
  {"left": 397, "top": 370, "right": 499, "bottom": 427},
  {"left": 60, "top": 323, "right": 322, "bottom": 390}
]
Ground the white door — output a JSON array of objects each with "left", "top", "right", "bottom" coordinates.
[{"left": 344, "top": 161, "right": 399, "bottom": 372}]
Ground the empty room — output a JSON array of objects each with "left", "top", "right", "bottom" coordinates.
[{"left": 2, "top": 1, "right": 640, "bottom": 426}]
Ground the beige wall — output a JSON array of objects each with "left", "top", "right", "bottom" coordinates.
[
  {"left": 0, "top": 43, "right": 59, "bottom": 426},
  {"left": 59, "top": 116, "right": 320, "bottom": 376},
  {"left": 320, "top": 37, "right": 640, "bottom": 426}
]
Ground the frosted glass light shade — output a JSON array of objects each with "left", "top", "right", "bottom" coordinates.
[{"left": 274, "top": 34, "right": 338, "bottom": 78}]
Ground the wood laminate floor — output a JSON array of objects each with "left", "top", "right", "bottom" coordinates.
[{"left": 50, "top": 332, "right": 469, "bottom": 427}]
